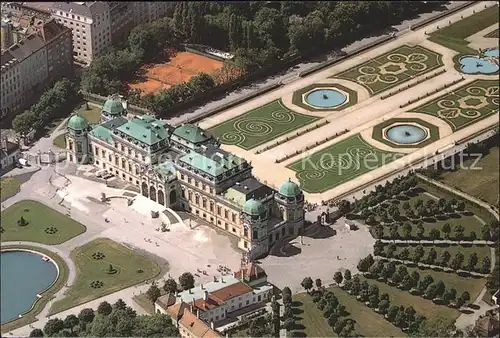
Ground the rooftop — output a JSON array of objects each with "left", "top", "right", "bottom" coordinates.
[
  {"left": 210, "top": 281, "right": 253, "bottom": 302},
  {"left": 50, "top": 2, "right": 108, "bottom": 18},
  {"left": 5, "top": 33, "right": 45, "bottom": 63},
  {"left": 116, "top": 115, "right": 173, "bottom": 146},
  {"left": 178, "top": 145, "right": 247, "bottom": 177},
  {"left": 172, "top": 123, "right": 211, "bottom": 145},
  {"left": 233, "top": 263, "right": 267, "bottom": 282},
  {"left": 230, "top": 177, "right": 274, "bottom": 201},
  {"left": 176, "top": 275, "right": 240, "bottom": 304},
  {"left": 179, "top": 308, "right": 221, "bottom": 338}
]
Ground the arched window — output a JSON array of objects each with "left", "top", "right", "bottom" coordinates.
[{"left": 195, "top": 194, "right": 199, "bottom": 205}]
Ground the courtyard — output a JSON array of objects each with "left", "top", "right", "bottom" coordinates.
[
  {"left": 286, "top": 134, "right": 400, "bottom": 193},
  {"left": 209, "top": 100, "right": 319, "bottom": 150},
  {"left": 410, "top": 79, "right": 499, "bottom": 131},
  {"left": 334, "top": 44, "right": 443, "bottom": 95}
]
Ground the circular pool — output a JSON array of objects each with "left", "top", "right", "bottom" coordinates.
[
  {"left": 385, "top": 124, "right": 427, "bottom": 145},
  {"left": 1, "top": 250, "right": 58, "bottom": 324},
  {"left": 459, "top": 49, "right": 499, "bottom": 74},
  {"left": 305, "top": 89, "right": 347, "bottom": 108}
]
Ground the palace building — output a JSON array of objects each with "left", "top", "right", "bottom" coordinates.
[{"left": 65, "top": 95, "right": 305, "bottom": 259}]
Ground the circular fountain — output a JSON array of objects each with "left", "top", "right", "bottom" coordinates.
[{"left": 385, "top": 124, "right": 428, "bottom": 145}]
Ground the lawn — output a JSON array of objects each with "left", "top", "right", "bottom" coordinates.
[
  {"left": 437, "top": 146, "right": 499, "bottom": 206},
  {"left": 292, "top": 287, "right": 403, "bottom": 337},
  {"left": 49, "top": 238, "right": 161, "bottom": 315},
  {"left": 1, "top": 177, "right": 21, "bottom": 202},
  {"left": 0, "top": 245, "right": 69, "bottom": 334},
  {"left": 76, "top": 102, "right": 102, "bottom": 125},
  {"left": 428, "top": 5, "right": 499, "bottom": 55},
  {"left": 334, "top": 44, "right": 443, "bottom": 95},
  {"left": 287, "top": 134, "right": 400, "bottom": 193},
  {"left": 292, "top": 292, "right": 334, "bottom": 337},
  {"left": 410, "top": 79, "right": 498, "bottom": 131},
  {"left": 1, "top": 200, "right": 87, "bottom": 245},
  {"left": 208, "top": 100, "right": 319, "bottom": 150},
  {"left": 53, "top": 133, "right": 67, "bottom": 149},
  {"left": 358, "top": 276, "right": 461, "bottom": 328}
]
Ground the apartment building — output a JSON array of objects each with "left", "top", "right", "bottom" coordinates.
[
  {"left": 0, "top": 16, "right": 73, "bottom": 115},
  {"left": 108, "top": 2, "right": 134, "bottom": 46},
  {"left": 50, "top": 1, "right": 111, "bottom": 65},
  {"left": 131, "top": 2, "right": 168, "bottom": 25}
]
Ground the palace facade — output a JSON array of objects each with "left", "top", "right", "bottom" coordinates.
[{"left": 65, "top": 95, "right": 305, "bottom": 259}]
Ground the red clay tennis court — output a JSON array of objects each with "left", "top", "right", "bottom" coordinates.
[{"left": 128, "top": 51, "right": 224, "bottom": 95}]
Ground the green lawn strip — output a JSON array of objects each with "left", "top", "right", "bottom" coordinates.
[
  {"left": 428, "top": 5, "right": 499, "bottom": 55},
  {"left": 334, "top": 45, "right": 443, "bottom": 95},
  {"left": 1, "top": 200, "right": 87, "bottom": 245},
  {"left": 331, "top": 286, "right": 404, "bottom": 337},
  {"left": 381, "top": 243, "right": 491, "bottom": 268},
  {"left": 291, "top": 83, "right": 359, "bottom": 112},
  {"left": 0, "top": 245, "right": 69, "bottom": 334},
  {"left": 49, "top": 238, "right": 161, "bottom": 315},
  {"left": 1, "top": 177, "right": 21, "bottom": 202},
  {"left": 357, "top": 276, "right": 460, "bottom": 328},
  {"left": 287, "top": 134, "right": 400, "bottom": 193},
  {"left": 208, "top": 100, "right": 319, "bottom": 150},
  {"left": 410, "top": 79, "right": 498, "bottom": 131},
  {"left": 76, "top": 102, "right": 102, "bottom": 124},
  {"left": 292, "top": 292, "right": 335, "bottom": 337},
  {"left": 437, "top": 146, "right": 499, "bottom": 206},
  {"left": 371, "top": 118, "right": 440, "bottom": 149},
  {"left": 417, "top": 180, "right": 496, "bottom": 224},
  {"left": 53, "top": 133, "right": 67, "bottom": 149}
]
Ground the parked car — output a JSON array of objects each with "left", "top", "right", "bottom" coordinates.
[{"left": 96, "top": 169, "right": 108, "bottom": 178}]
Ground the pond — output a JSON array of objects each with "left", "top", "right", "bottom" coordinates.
[
  {"left": 305, "top": 88, "right": 347, "bottom": 108},
  {"left": 1, "top": 250, "right": 58, "bottom": 324}
]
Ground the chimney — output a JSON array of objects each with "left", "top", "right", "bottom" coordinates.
[
  {"left": 201, "top": 283, "right": 204, "bottom": 290},
  {"left": 240, "top": 268, "right": 245, "bottom": 282},
  {"left": 254, "top": 266, "right": 258, "bottom": 278},
  {"left": 203, "top": 290, "right": 209, "bottom": 301},
  {"left": 175, "top": 290, "right": 178, "bottom": 297},
  {"left": 0, "top": 134, "right": 7, "bottom": 151},
  {"left": 233, "top": 271, "right": 236, "bottom": 278},
  {"left": 210, "top": 321, "right": 214, "bottom": 330},
  {"left": 192, "top": 298, "right": 195, "bottom": 308},
  {"left": 221, "top": 277, "right": 224, "bottom": 283},
  {"left": 196, "top": 309, "right": 200, "bottom": 318}
]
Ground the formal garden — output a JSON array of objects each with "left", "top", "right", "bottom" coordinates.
[
  {"left": 49, "top": 238, "right": 161, "bottom": 315},
  {"left": 287, "top": 134, "right": 399, "bottom": 193},
  {"left": 209, "top": 100, "right": 319, "bottom": 150},
  {"left": 410, "top": 79, "right": 499, "bottom": 131},
  {"left": 0, "top": 200, "right": 87, "bottom": 245},
  {"left": 53, "top": 102, "right": 102, "bottom": 149},
  {"left": 334, "top": 45, "right": 443, "bottom": 95}
]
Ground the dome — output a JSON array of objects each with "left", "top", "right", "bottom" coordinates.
[
  {"left": 67, "top": 114, "right": 89, "bottom": 130},
  {"left": 243, "top": 198, "right": 266, "bottom": 216},
  {"left": 279, "top": 178, "right": 301, "bottom": 197},
  {"left": 102, "top": 97, "right": 125, "bottom": 115}
]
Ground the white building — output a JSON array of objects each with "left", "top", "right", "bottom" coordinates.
[{"left": 131, "top": 2, "right": 168, "bottom": 25}]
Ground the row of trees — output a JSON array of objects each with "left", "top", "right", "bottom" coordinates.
[
  {"left": 335, "top": 270, "right": 426, "bottom": 332},
  {"left": 312, "top": 289, "right": 356, "bottom": 336},
  {"left": 357, "top": 256, "right": 473, "bottom": 309},
  {"left": 145, "top": 272, "right": 196, "bottom": 303},
  {"left": 375, "top": 242, "right": 492, "bottom": 274},
  {"left": 12, "top": 78, "right": 80, "bottom": 136},
  {"left": 31, "top": 299, "right": 178, "bottom": 337}
]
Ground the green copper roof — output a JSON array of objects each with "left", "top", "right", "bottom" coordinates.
[
  {"left": 67, "top": 114, "right": 89, "bottom": 130},
  {"left": 279, "top": 178, "right": 301, "bottom": 197},
  {"left": 102, "top": 98, "right": 125, "bottom": 115},
  {"left": 243, "top": 198, "right": 266, "bottom": 216},
  {"left": 90, "top": 125, "right": 113, "bottom": 144},
  {"left": 172, "top": 124, "right": 210, "bottom": 144},
  {"left": 178, "top": 150, "right": 245, "bottom": 177},
  {"left": 116, "top": 115, "right": 171, "bottom": 146}
]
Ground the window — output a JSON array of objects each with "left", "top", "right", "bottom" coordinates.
[
  {"left": 258, "top": 295, "right": 261, "bottom": 302},
  {"left": 209, "top": 202, "right": 214, "bottom": 212},
  {"left": 217, "top": 206, "right": 221, "bottom": 216},
  {"left": 202, "top": 198, "right": 207, "bottom": 208},
  {"left": 232, "top": 228, "right": 236, "bottom": 233},
  {"left": 232, "top": 213, "right": 236, "bottom": 223},
  {"left": 224, "top": 210, "right": 228, "bottom": 219},
  {"left": 202, "top": 184, "right": 206, "bottom": 190},
  {"left": 244, "top": 241, "right": 247, "bottom": 248},
  {"left": 246, "top": 300, "right": 249, "bottom": 305},
  {"left": 210, "top": 187, "right": 213, "bottom": 194},
  {"left": 244, "top": 228, "right": 248, "bottom": 237},
  {"left": 195, "top": 195, "right": 199, "bottom": 205},
  {"left": 181, "top": 174, "right": 185, "bottom": 180},
  {"left": 253, "top": 230, "right": 258, "bottom": 239},
  {"left": 188, "top": 178, "right": 192, "bottom": 184}
]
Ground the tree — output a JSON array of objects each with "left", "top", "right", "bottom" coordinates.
[
  {"left": 455, "top": 296, "right": 465, "bottom": 308},
  {"left": 179, "top": 272, "right": 195, "bottom": 290},
  {"left": 435, "top": 280, "right": 446, "bottom": 298},
  {"left": 374, "top": 224, "right": 384, "bottom": 239},
  {"left": 282, "top": 287, "right": 292, "bottom": 296},
  {"left": 456, "top": 200, "right": 465, "bottom": 211},
  {"left": 469, "top": 231, "right": 477, "bottom": 241},
  {"left": 282, "top": 293, "right": 292, "bottom": 306},
  {"left": 410, "top": 271, "right": 420, "bottom": 285},
  {"left": 333, "top": 318, "right": 347, "bottom": 334},
  {"left": 44, "top": 318, "right": 65, "bottom": 337},
  {"left": 63, "top": 314, "right": 79, "bottom": 334},
  {"left": 369, "top": 294, "right": 379, "bottom": 308},
  {"left": 390, "top": 225, "right": 400, "bottom": 239},
  {"left": 467, "top": 253, "right": 478, "bottom": 271},
  {"left": 454, "top": 225, "right": 465, "bottom": 240},
  {"left": 422, "top": 275, "right": 434, "bottom": 289},
  {"left": 315, "top": 278, "right": 322, "bottom": 290},
  {"left": 426, "top": 248, "right": 438, "bottom": 265},
  {"left": 450, "top": 252, "right": 465, "bottom": 270},
  {"left": 357, "top": 255, "right": 374, "bottom": 272},
  {"left": 481, "top": 256, "right": 491, "bottom": 274},
  {"left": 443, "top": 288, "right": 457, "bottom": 303},
  {"left": 387, "top": 306, "right": 399, "bottom": 322},
  {"left": 338, "top": 200, "right": 351, "bottom": 215},
  {"left": 416, "top": 223, "right": 425, "bottom": 239},
  {"left": 394, "top": 309, "right": 407, "bottom": 328},
  {"left": 283, "top": 305, "right": 293, "bottom": 319},
  {"left": 425, "top": 283, "right": 438, "bottom": 299},
  {"left": 163, "top": 278, "right": 178, "bottom": 294},
  {"left": 301, "top": 277, "right": 314, "bottom": 293},
  {"left": 442, "top": 223, "right": 451, "bottom": 239},
  {"left": 413, "top": 245, "right": 425, "bottom": 263},
  {"left": 429, "top": 228, "right": 441, "bottom": 241},
  {"left": 378, "top": 299, "right": 390, "bottom": 314},
  {"left": 113, "top": 299, "right": 127, "bottom": 310},
  {"left": 344, "top": 269, "right": 352, "bottom": 281},
  {"left": 391, "top": 272, "right": 403, "bottom": 285},
  {"left": 77, "top": 308, "right": 95, "bottom": 326},
  {"left": 461, "top": 291, "right": 470, "bottom": 304},
  {"left": 440, "top": 250, "right": 451, "bottom": 267},
  {"left": 402, "top": 201, "right": 411, "bottom": 211},
  {"left": 97, "top": 301, "right": 113, "bottom": 316},
  {"left": 146, "top": 283, "right": 161, "bottom": 302},
  {"left": 334, "top": 271, "right": 343, "bottom": 285},
  {"left": 481, "top": 225, "right": 491, "bottom": 241},
  {"left": 328, "top": 313, "right": 339, "bottom": 328},
  {"left": 29, "top": 329, "right": 44, "bottom": 337},
  {"left": 399, "top": 248, "right": 411, "bottom": 261},
  {"left": 12, "top": 111, "right": 38, "bottom": 135},
  {"left": 317, "top": 298, "right": 327, "bottom": 310},
  {"left": 283, "top": 317, "right": 294, "bottom": 331},
  {"left": 402, "top": 223, "right": 412, "bottom": 239}
]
